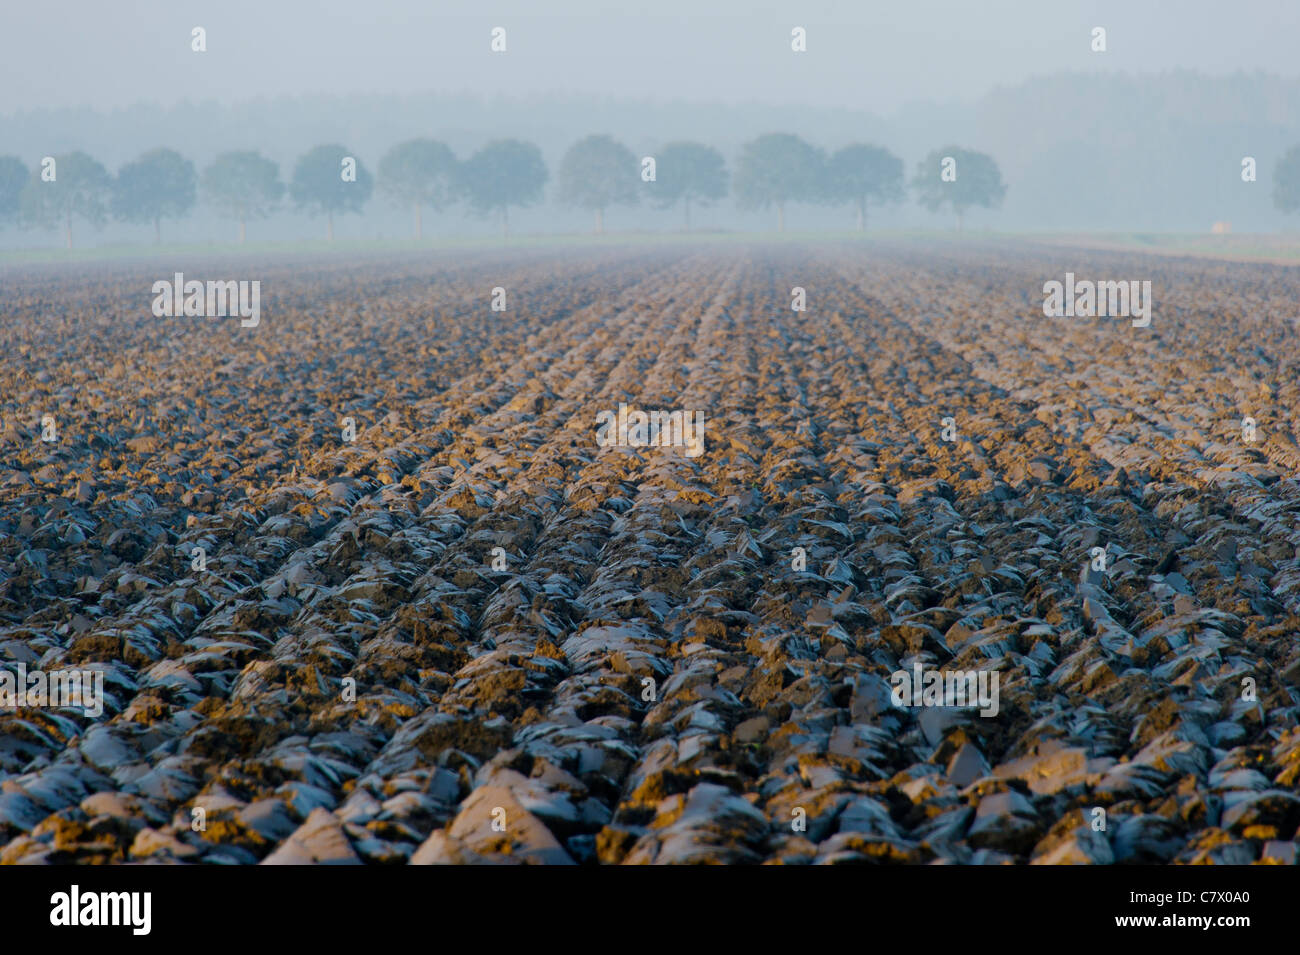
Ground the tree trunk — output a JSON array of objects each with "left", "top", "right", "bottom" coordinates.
[
  {"left": 65, "top": 210, "right": 73, "bottom": 249},
  {"left": 414, "top": 202, "right": 422, "bottom": 241},
  {"left": 595, "top": 207, "right": 604, "bottom": 234},
  {"left": 856, "top": 199, "right": 865, "bottom": 232},
  {"left": 154, "top": 216, "right": 161, "bottom": 244},
  {"left": 239, "top": 216, "right": 246, "bottom": 244},
  {"left": 684, "top": 197, "right": 691, "bottom": 230},
  {"left": 777, "top": 202, "right": 785, "bottom": 233},
  {"left": 327, "top": 210, "right": 335, "bottom": 242}
]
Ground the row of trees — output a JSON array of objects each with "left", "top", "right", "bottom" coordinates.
[{"left": 0, "top": 135, "right": 1010, "bottom": 246}]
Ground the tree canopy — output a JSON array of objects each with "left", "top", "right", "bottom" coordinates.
[
  {"left": 20, "top": 151, "right": 111, "bottom": 248},
  {"left": 0, "top": 155, "right": 27, "bottom": 224},
  {"left": 378, "top": 138, "right": 459, "bottom": 239},
  {"left": 290, "top": 143, "right": 373, "bottom": 240},
  {"left": 202, "top": 151, "right": 284, "bottom": 242},
  {"left": 653, "top": 141, "right": 728, "bottom": 228},
  {"left": 1273, "top": 145, "right": 1300, "bottom": 215},
  {"left": 826, "top": 144, "right": 904, "bottom": 230},
  {"left": 911, "top": 146, "right": 1006, "bottom": 230},
  {"left": 111, "top": 147, "right": 196, "bottom": 242},
  {"left": 458, "top": 139, "right": 548, "bottom": 236},
  {"left": 734, "top": 133, "right": 825, "bottom": 231},
  {"left": 556, "top": 134, "right": 639, "bottom": 233}
]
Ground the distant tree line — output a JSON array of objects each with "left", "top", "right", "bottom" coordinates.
[
  {"left": 34, "top": 133, "right": 1300, "bottom": 245},
  {"left": 8, "top": 136, "right": 1300, "bottom": 246}
]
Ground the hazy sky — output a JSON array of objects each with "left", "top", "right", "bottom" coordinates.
[{"left": 3, "top": 0, "right": 1297, "bottom": 115}]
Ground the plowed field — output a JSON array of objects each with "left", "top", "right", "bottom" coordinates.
[{"left": 2, "top": 241, "right": 1299, "bottom": 864}]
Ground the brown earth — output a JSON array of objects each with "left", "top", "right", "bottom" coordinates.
[{"left": 1, "top": 240, "right": 1298, "bottom": 865}]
